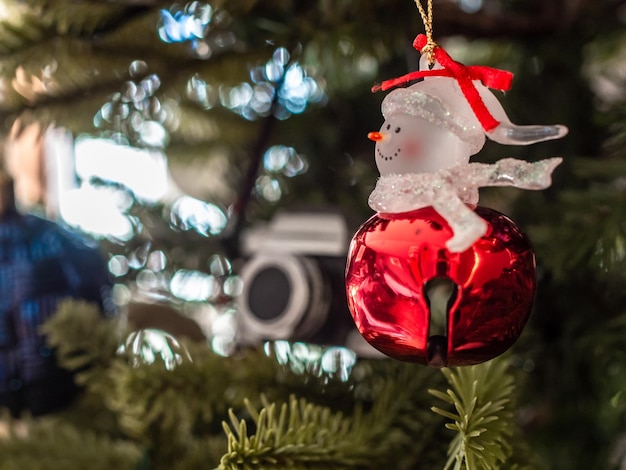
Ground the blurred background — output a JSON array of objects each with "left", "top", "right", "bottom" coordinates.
[{"left": 1, "top": 0, "right": 626, "bottom": 468}]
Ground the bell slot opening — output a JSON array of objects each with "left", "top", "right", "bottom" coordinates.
[{"left": 424, "top": 277, "right": 457, "bottom": 367}]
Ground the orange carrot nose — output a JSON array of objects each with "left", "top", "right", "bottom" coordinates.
[{"left": 368, "top": 131, "right": 384, "bottom": 142}]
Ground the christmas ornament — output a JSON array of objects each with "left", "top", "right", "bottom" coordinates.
[
  {"left": 345, "top": 1, "right": 567, "bottom": 367},
  {"left": 0, "top": 174, "right": 114, "bottom": 415}
]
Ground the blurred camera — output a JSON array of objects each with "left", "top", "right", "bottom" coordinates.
[{"left": 236, "top": 211, "right": 380, "bottom": 357}]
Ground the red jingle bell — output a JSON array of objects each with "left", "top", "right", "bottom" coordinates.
[{"left": 345, "top": 206, "right": 536, "bottom": 367}]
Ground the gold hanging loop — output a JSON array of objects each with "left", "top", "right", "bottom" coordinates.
[{"left": 414, "top": 0, "right": 438, "bottom": 65}]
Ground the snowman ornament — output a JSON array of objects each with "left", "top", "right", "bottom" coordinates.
[{"left": 345, "top": 35, "right": 567, "bottom": 367}]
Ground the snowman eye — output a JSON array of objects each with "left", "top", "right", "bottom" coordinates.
[
  {"left": 386, "top": 124, "right": 391, "bottom": 131},
  {"left": 395, "top": 127, "right": 401, "bottom": 133}
]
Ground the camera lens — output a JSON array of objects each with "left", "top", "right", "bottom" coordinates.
[
  {"left": 236, "top": 254, "right": 329, "bottom": 341},
  {"left": 247, "top": 267, "right": 291, "bottom": 321}
]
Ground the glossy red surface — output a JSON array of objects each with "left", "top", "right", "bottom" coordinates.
[{"left": 345, "top": 206, "right": 536, "bottom": 367}]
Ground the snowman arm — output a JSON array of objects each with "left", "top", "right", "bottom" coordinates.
[
  {"left": 466, "top": 157, "right": 563, "bottom": 190},
  {"left": 432, "top": 184, "right": 488, "bottom": 253}
]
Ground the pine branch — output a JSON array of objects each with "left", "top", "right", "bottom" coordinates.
[
  {"left": 526, "top": 179, "right": 626, "bottom": 285},
  {"left": 0, "top": 1, "right": 152, "bottom": 54},
  {"left": 220, "top": 396, "right": 378, "bottom": 470},
  {"left": 104, "top": 349, "right": 232, "bottom": 445},
  {"left": 429, "top": 358, "right": 517, "bottom": 470},
  {"left": 0, "top": 4, "right": 49, "bottom": 55},
  {"left": 219, "top": 361, "right": 448, "bottom": 470},
  {"left": 0, "top": 417, "right": 142, "bottom": 470},
  {"left": 353, "top": 360, "right": 448, "bottom": 468},
  {"left": 39, "top": 299, "right": 122, "bottom": 385},
  {"left": 39, "top": 300, "right": 448, "bottom": 468}
]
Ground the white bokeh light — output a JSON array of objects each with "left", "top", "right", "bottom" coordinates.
[
  {"left": 58, "top": 138, "right": 172, "bottom": 240},
  {"left": 170, "top": 196, "right": 228, "bottom": 236},
  {"left": 170, "top": 269, "right": 216, "bottom": 301},
  {"left": 60, "top": 185, "right": 134, "bottom": 241},
  {"left": 74, "top": 138, "right": 168, "bottom": 202}
]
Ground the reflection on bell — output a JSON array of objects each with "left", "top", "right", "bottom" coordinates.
[
  {"left": 236, "top": 210, "right": 382, "bottom": 358},
  {"left": 427, "top": 335, "right": 447, "bottom": 368}
]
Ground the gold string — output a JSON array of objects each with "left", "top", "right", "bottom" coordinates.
[{"left": 414, "top": 0, "right": 437, "bottom": 65}]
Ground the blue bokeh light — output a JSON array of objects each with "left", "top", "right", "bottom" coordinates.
[
  {"left": 158, "top": 2, "right": 213, "bottom": 44},
  {"left": 220, "top": 46, "right": 326, "bottom": 120}
]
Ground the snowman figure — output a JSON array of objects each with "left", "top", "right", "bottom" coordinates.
[{"left": 367, "top": 54, "right": 567, "bottom": 253}]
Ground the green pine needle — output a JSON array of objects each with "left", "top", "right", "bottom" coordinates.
[
  {"left": 39, "top": 299, "right": 122, "bottom": 385},
  {"left": 0, "top": 417, "right": 142, "bottom": 470},
  {"left": 40, "top": 301, "right": 449, "bottom": 468},
  {"left": 219, "top": 395, "right": 376, "bottom": 470},
  {"left": 429, "top": 357, "right": 516, "bottom": 470}
]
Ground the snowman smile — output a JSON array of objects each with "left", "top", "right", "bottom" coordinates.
[{"left": 377, "top": 147, "right": 401, "bottom": 161}]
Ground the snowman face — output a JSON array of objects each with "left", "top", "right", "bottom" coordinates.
[{"left": 372, "top": 114, "right": 472, "bottom": 176}]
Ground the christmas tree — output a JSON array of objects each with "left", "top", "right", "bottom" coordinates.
[{"left": 0, "top": 0, "right": 625, "bottom": 468}]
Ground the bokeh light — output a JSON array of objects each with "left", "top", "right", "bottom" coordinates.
[
  {"left": 255, "top": 175, "right": 282, "bottom": 202},
  {"left": 136, "top": 269, "right": 168, "bottom": 292},
  {"left": 186, "top": 75, "right": 217, "bottom": 109},
  {"left": 109, "top": 255, "right": 130, "bottom": 277},
  {"left": 170, "top": 196, "right": 228, "bottom": 237},
  {"left": 170, "top": 269, "right": 218, "bottom": 302},
  {"left": 458, "top": 0, "right": 483, "bottom": 13},
  {"left": 254, "top": 145, "right": 309, "bottom": 204},
  {"left": 120, "top": 329, "right": 191, "bottom": 370},
  {"left": 158, "top": 2, "right": 236, "bottom": 59},
  {"left": 94, "top": 62, "right": 168, "bottom": 149},
  {"left": 147, "top": 250, "right": 168, "bottom": 272},
  {"left": 60, "top": 185, "right": 135, "bottom": 241},
  {"left": 263, "top": 145, "right": 308, "bottom": 176},
  {"left": 128, "top": 243, "right": 152, "bottom": 270},
  {"left": 264, "top": 341, "right": 357, "bottom": 382},
  {"left": 158, "top": 2, "right": 213, "bottom": 44},
  {"left": 74, "top": 138, "right": 168, "bottom": 203},
  {"left": 59, "top": 138, "right": 170, "bottom": 241},
  {"left": 220, "top": 47, "right": 326, "bottom": 120},
  {"left": 210, "top": 308, "right": 238, "bottom": 356},
  {"left": 222, "top": 275, "right": 242, "bottom": 297}
]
